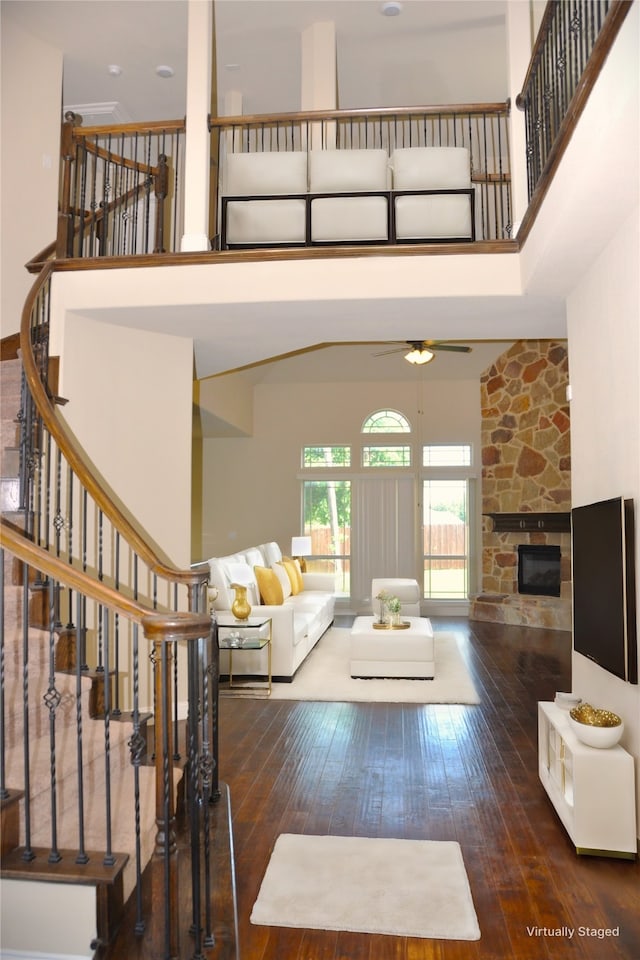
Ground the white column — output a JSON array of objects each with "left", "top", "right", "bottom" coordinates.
[
  {"left": 301, "top": 22, "right": 337, "bottom": 150},
  {"left": 181, "top": 0, "right": 213, "bottom": 252},
  {"left": 506, "top": 0, "right": 533, "bottom": 235}
]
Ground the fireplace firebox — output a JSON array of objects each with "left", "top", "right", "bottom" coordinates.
[{"left": 517, "top": 544, "right": 561, "bottom": 597}]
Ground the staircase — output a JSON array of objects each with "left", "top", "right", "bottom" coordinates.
[
  {"left": 1, "top": 354, "right": 153, "bottom": 950},
  {"left": 1, "top": 310, "right": 223, "bottom": 959}
]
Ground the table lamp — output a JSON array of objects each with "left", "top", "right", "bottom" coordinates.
[{"left": 291, "top": 536, "right": 312, "bottom": 572}]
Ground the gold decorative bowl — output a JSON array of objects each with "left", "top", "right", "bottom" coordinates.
[{"left": 569, "top": 703, "right": 623, "bottom": 748}]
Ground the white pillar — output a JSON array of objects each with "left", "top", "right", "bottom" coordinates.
[
  {"left": 301, "top": 22, "right": 337, "bottom": 150},
  {"left": 181, "top": 0, "right": 213, "bottom": 252},
  {"left": 506, "top": 0, "right": 533, "bottom": 235}
]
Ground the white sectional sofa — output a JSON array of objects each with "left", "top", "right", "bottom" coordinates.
[
  {"left": 206, "top": 541, "right": 336, "bottom": 682},
  {"left": 219, "top": 146, "right": 473, "bottom": 248}
]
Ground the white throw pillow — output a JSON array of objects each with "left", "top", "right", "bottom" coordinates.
[
  {"left": 260, "top": 542, "right": 283, "bottom": 566},
  {"left": 309, "top": 149, "right": 390, "bottom": 192},
  {"left": 271, "top": 562, "right": 293, "bottom": 600},
  {"left": 224, "top": 151, "right": 308, "bottom": 196},
  {"left": 391, "top": 147, "right": 470, "bottom": 189}
]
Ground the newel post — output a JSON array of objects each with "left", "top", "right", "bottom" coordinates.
[
  {"left": 56, "top": 112, "right": 79, "bottom": 259},
  {"left": 142, "top": 611, "right": 212, "bottom": 960},
  {"left": 153, "top": 154, "right": 169, "bottom": 253}
]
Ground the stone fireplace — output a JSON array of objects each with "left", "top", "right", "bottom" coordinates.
[{"left": 470, "top": 340, "right": 572, "bottom": 631}]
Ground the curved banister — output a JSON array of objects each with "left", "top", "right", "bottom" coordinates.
[{"left": 20, "top": 261, "right": 206, "bottom": 594}]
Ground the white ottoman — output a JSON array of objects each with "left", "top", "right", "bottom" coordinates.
[
  {"left": 350, "top": 615, "right": 435, "bottom": 679},
  {"left": 371, "top": 578, "right": 421, "bottom": 617}
]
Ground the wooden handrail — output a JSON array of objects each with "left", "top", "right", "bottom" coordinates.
[
  {"left": 209, "top": 100, "right": 510, "bottom": 130},
  {"left": 78, "top": 139, "right": 160, "bottom": 177},
  {"left": 70, "top": 118, "right": 186, "bottom": 138},
  {"left": 19, "top": 262, "right": 206, "bottom": 592}
]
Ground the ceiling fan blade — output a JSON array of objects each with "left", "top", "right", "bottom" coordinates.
[
  {"left": 428, "top": 343, "right": 472, "bottom": 353},
  {"left": 373, "top": 346, "right": 408, "bottom": 357}
]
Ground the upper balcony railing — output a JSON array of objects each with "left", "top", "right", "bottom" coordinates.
[
  {"left": 52, "top": 103, "right": 512, "bottom": 263},
  {"left": 516, "top": 0, "right": 632, "bottom": 236}
]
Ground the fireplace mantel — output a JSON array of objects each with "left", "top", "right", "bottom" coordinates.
[{"left": 487, "top": 513, "right": 571, "bottom": 533}]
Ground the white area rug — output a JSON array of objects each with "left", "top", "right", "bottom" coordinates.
[
  {"left": 270, "top": 628, "right": 479, "bottom": 704},
  {"left": 251, "top": 833, "right": 481, "bottom": 941}
]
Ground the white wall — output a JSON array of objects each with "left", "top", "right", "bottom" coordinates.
[
  {"left": 0, "top": 16, "right": 62, "bottom": 338},
  {"left": 567, "top": 205, "right": 640, "bottom": 829},
  {"left": 0, "top": 878, "right": 95, "bottom": 959},
  {"left": 200, "top": 376, "right": 482, "bottom": 600},
  {"left": 57, "top": 313, "right": 194, "bottom": 570}
]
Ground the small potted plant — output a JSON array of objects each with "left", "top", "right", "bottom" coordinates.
[
  {"left": 386, "top": 595, "right": 402, "bottom": 627},
  {"left": 375, "top": 589, "right": 390, "bottom": 624}
]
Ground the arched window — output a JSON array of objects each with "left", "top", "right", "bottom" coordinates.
[{"left": 361, "top": 409, "right": 411, "bottom": 433}]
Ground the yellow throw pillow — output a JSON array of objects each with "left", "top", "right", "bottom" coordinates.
[
  {"left": 281, "top": 558, "right": 302, "bottom": 595},
  {"left": 254, "top": 565, "right": 284, "bottom": 605}
]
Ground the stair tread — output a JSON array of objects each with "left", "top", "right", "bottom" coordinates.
[{"left": 1, "top": 845, "right": 129, "bottom": 886}]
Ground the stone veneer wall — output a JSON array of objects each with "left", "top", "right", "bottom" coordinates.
[{"left": 470, "top": 340, "right": 572, "bottom": 630}]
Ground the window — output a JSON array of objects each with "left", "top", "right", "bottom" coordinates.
[
  {"left": 303, "top": 446, "right": 351, "bottom": 468},
  {"left": 422, "top": 479, "right": 469, "bottom": 599},
  {"left": 362, "top": 410, "right": 411, "bottom": 433},
  {"left": 302, "top": 480, "right": 351, "bottom": 596},
  {"left": 423, "top": 444, "right": 472, "bottom": 467},
  {"left": 362, "top": 445, "right": 412, "bottom": 467}
]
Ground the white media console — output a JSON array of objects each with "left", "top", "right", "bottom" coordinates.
[{"left": 538, "top": 701, "right": 637, "bottom": 858}]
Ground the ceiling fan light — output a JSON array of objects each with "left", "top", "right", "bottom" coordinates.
[{"left": 405, "top": 347, "right": 434, "bottom": 365}]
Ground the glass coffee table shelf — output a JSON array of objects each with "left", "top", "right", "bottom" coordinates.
[{"left": 217, "top": 616, "right": 272, "bottom": 696}]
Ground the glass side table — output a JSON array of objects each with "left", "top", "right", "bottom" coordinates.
[{"left": 217, "top": 616, "right": 272, "bottom": 696}]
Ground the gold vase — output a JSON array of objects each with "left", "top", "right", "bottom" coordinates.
[{"left": 230, "top": 584, "right": 251, "bottom": 620}]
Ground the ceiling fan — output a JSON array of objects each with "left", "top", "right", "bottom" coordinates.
[{"left": 374, "top": 340, "right": 473, "bottom": 365}]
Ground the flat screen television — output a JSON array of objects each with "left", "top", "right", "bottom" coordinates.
[{"left": 571, "top": 496, "right": 637, "bottom": 684}]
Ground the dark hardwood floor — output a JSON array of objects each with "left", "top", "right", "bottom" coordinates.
[{"left": 106, "top": 617, "right": 640, "bottom": 959}]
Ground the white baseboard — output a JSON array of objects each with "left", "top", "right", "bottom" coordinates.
[{"left": 423, "top": 601, "right": 470, "bottom": 618}]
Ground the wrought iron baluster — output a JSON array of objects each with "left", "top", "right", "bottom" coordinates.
[
  {"left": 128, "top": 619, "right": 146, "bottom": 935},
  {"left": 74, "top": 590, "right": 89, "bottom": 864},
  {"left": 102, "top": 606, "right": 115, "bottom": 867},
  {"left": 65, "top": 467, "right": 75, "bottom": 629},
  {"left": 96, "top": 509, "right": 104, "bottom": 672},
  {"left": 45, "top": 577, "right": 62, "bottom": 863},
  {"left": 0, "top": 547, "right": 7, "bottom": 801},
  {"left": 113, "top": 531, "right": 121, "bottom": 715},
  {"left": 20, "top": 562, "right": 35, "bottom": 861},
  {"left": 187, "top": 634, "right": 203, "bottom": 956},
  {"left": 81, "top": 488, "right": 89, "bottom": 670}
]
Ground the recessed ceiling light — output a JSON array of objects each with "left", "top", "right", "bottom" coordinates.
[
  {"left": 380, "top": 1, "right": 402, "bottom": 15},
  {"left": 107, "top": 64, "right": 123, "bottom": 77},
  {"left": 156, "top": 65, "right": 174, "bottom": 79},
  {"left": 224, "top": 63, "right": 241, "bottom": 71}
]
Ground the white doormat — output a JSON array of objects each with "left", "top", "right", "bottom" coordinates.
[{"left": 251, "top": 833, "right": 481, "bottom": 941}]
